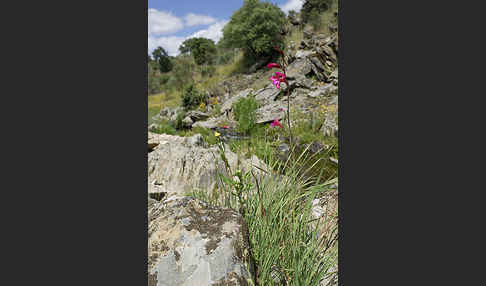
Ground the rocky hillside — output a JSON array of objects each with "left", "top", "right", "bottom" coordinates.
[{"left": 147, "top": 11, "right": 339, "bottom": 286}]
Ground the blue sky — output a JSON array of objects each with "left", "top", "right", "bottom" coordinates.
[{"left": 148, "top": 0, "right": 305, "bottom": 56}]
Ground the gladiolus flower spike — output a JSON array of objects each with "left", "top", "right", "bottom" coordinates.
[{"left": 269, "top": 72, "right": 286, "bottom": 89}]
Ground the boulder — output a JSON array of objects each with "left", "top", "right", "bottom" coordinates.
[
  {"left": 185, "top": 110, "right": 209, "bottom": 122},
  {"left": 220, "top": 88, "right": 253, "bottom": 115},
  {"left": 308, "top": 84, "right": 338, "bottom": 98},
  {"left": 295, "top": 50, "right": 314, "bottom": 59},
  {"left": 182, "top": 116, "right": 194, "bottom": 128},
  {"left": 148, "top": 134, "right": 267, "bottom": 198},
  {"left": 285, "top": 58, "right": 312, "bottom": 79},
  {"left": 255, "top": 102, "right": 287, "bottom": 124},
  {"left": 148, "top": 196, "right": 255, "bottom": 286}
]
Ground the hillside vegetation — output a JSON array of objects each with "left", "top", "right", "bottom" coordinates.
[{"left": 148, "top": 0, "right": 339, "bottom": 285}]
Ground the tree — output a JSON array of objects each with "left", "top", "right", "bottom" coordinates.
[
  {"left": 301, "top": 0, "right": 333, "bottom": 24},
  {"left": 179, "top": 37, "right": 217, "bottom": 65},
  {"left": 152, "top": 46, "right": 173, "bottom": 73},
  {"left": 221, "top": 0, "right": 286, "bottom": 63}
]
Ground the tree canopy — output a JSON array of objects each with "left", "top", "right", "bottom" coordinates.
[
  {"left": 221, "top": 0, "right": 286, "bottom": 62},
  {"left": 179, "top": 37, "right": 217, "bottom": 65},
  {"left": 152, "top": 46, "right": 173, "bottom": 73}
]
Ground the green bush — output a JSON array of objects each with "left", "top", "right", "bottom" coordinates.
[
  {"left": 221, "top": 0, "right": 286, "bottom": 65},
  {"left": 169, "top": 55, "right": 195, "bottom": 90},
  {"left": 151, "top": 120, "right": 177, "bottom": 135},
  {"left": 181, "top": 84, "right": 206, "bottom": 111},
  {"left": 301, "top": 0, "right": 333, "bottom": 24},
  {"left": 308, "top": 9, "right": 323, "bottom": 30},
  {"left": 175, "top": 110, "right": 185, "bottom": 130},
  {"left": 232, "top": 94, "right": 259, "bottom": 135},
  {"left": 179, "top": 37, "right": 217, "bottom": 65},
  {"left": 148, "top": 62, "right": 161, "bottom": 95},
  {"left": 151, "top": 46, "right": 173, "bottom": 73},
  {"left": 201, "top": 65, "right": 216, "bottom": 78}
]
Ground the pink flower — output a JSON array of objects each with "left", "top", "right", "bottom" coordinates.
[
  {"left": 270, "top": 118, "right": 283, "bottom": 128},
  {"left": 267, "top": 62, "right": 281, "bottom": 69},
  {"left": 222, "top": 125, "right": 229, "bottom": 129},
  {"left": 269, "top": 72, "right": 286, "bottom": 89}
]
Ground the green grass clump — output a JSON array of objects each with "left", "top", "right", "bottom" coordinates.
[
  {"left": 189, "top": 142, "right": 338, "bottom": 286},
  {"left": 233, "top": 94, "right": 259, "bottom": 136}
]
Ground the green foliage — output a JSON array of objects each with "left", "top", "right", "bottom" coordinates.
[
  {"left": 189, "top": 142, "right": 338, "bottom": 286},
  {"left": 301, "top": 0, "right": 334, "bottom": 24},
  {"left": 151, "top": 46, "right": 173, "bottom": 73},
  {"left": 151, "top": 120, "right": 177, "bottom": 135},
  {"left": 232, "top": 94, "right": 259, "bottom": 135},
  {"left": 221, "top": 0, "right": 286, "bottom": 64},
  {"left": 308, "top": 9, "right": 323, "bottom": 30},
  {"left": 181, "top": 84, "right": 206, "bottom": 111},
  {"left": 175, "top": 110, "right": 185, "bottom": 130},
  {"left": 148, "top": 61, "right": 161, "bottom": 95},
  {"left": 180, "top": 37, "right": 217, "bottom": 65},
  {"left": 168, "top": 55, "right": 195, "bottom": 90},
  {"left": 201, "top": 65, "right": 216, "bottom": 78}
]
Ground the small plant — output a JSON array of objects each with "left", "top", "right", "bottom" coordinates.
[
  {"left": 181, "top": 84, "right": 205, "bottom": 110},
  {"left": 232, "top": 94, "right": 259, "bottom": 135},
  {"left": 175, "top": 110, "right": 185, "bottom": 130}
]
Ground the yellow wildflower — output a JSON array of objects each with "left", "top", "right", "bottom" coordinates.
[{"left": 214, "top": 131, "right": 221, "bottom": 137}]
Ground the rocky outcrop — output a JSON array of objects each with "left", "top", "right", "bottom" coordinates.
[
  {"left": 148, "top": 132, "right": 267, "bottom": 198},
  {"left": 220, "top": 88, "right": 254, "bottom": 115},
  {"left": 148, "top": 196, "right": 255, "bottom": 286}
]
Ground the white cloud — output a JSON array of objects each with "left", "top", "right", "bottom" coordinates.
[
  {"left": 280, "top": 0, "right": 305, "bottom": 14},
  {"left": 148, "top": 9, "right": 184, "bottom": 36},
  {"left": 187, "top": 20, "right": 228, "bottom": 43},
  {"left": 148, "top": 20, "right": 229, "bottom": 57},
  {"left": 184, "top": 13, "right": 217, "bottom": 27},
  {"left": 148, "top": 35, "right": 186, "bottom": 57}
]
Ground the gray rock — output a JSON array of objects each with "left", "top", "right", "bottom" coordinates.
[
  {"left": 308, "top": 84, "right": 338, "bottom": 98},
  {"left": 185, "top": 110, "right": 209, "bottom": 122},
  {"left": 149, "top": 123, "right": 158, "bottom": 132},
  {"left": 295, "top": 50, "right": 313, "bottom": 59},
  {"left": 220, "top": 88, "right": 253, "bottom": 115},
  {"left": 148, "top": 133, "right": 267, "bottom": 198},
  {"left": 182, "top": 116, "right": 193, "bottom": 128},
  {"left": 184, "top": 133, "right": 205, "bottom": 147},
  {"left": 254, "top": 86, "right": 281, "bottom": 105},
  {"left": 255, "top": 102, "right": 287, "bottom": 124},
  {"left": 286, "top": 58, "right": 312, "bottom": 79},
  {"left": 148, "top": 196, "right": 255, "bottom": 286},
  {"left": 192, "top": 115, "right": 228, "bottom": 129}
]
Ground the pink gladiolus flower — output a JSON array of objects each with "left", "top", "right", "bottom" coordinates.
[
  {"left": 267, "top": 62, "right": 281, "bottom": 69},
  {"left": 269, "top": 72, "right": 286, "bottom": 89},
  {"left": 270, "top": 118, "right": 283, "bottom": 128}
]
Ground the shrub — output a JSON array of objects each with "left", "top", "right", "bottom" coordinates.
[
  {"left": 301, "top": 0, "right": 334, "bottom": 25},
  {"left": 201, "top": 65, "right": 216, "bottom": 78},
  {"left": 148, "top": 62, "right": 161, "bottom": 95},
  {"left": 151, "top": 120, "right": 177, "bottom": 135},
  {"left": 175, "top": 110, "right": 186, "bottom": 130},
  {"left": 232, "top": 94, "right": 259, "bottom": 135},
  {"left": 179, "top": 37, "right": 217, "bottom": 65},
  {"left": 181, "top": 84, "right": 206, "bottom": 111},
  {"left": 221, "top": 0, "right": 286, "bottom": 65},
  {"left": 151, "top": 46, "right": 173, "bottom": 73},
  {"left": 169, "top": 55, "right": 195, "bottom": 90}
]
